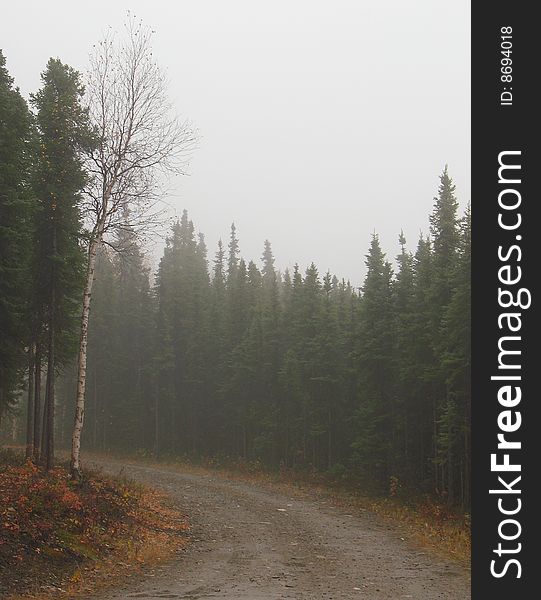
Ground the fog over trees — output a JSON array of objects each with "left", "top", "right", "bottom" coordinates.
[
  {"left": 1, "top": 21, "right": 470, "bottom": 510},
  {"left": 53, "top": 169, "right": 469, "bottom": 507}
]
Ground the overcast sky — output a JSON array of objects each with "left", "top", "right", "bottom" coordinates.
[{"left": 2, "top": 0, "right": 470, "bottom": 284}]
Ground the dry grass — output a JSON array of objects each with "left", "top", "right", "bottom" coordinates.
[
  {"left": 364, "top": 496, "right": 470, "bottom": 565},
  {"left": 0, "top": 451, "right": 189, "bottom": 599}
]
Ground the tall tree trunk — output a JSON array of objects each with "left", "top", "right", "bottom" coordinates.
[
  {"left": 42, "top": 223, "right": 57, "bottom": 471},
  {"left": 302, "top": 405, "right": 307, "bottom": 463},
  {"left": 33, "top": 346, "right": 42, "bottom": 462},
  {"left": 25, "top": 343, "right": 35, "bottom": 459},
  {"left": 464, "top": 391, "right": 471, "bottom": 509},
  {"left": 242, "top": 423, "right": 247, "bottom": 460},
  {"left": 433, "top": 397, "right": 438, "bottom": 494},
  {"left": 40, "top": 387, "right": 48, "bottom": 462},
  {"left": 327, "top": 407, "right": 332, "bottom": 469},
  {"left": 284, "top": 415, "right": 289, "bottom": 468},
  {"left": 154, "top": 391, "right": 160, "bottom": 458},
  {"left": 43, "top": 327, "right": 55, "bottom": 470},
  {"left": 71, "top": 234, "right": 101, "bottom": 477},
  {"left": 11, "top": 412, "right": 17, "bottom": 441},
  {"left": 92, "top": 366, "right": 98, "bottom": 450},
  {"left": 191, "top": 403, "right": 197, "bottom": 455},
  {"left": 59, "top": 388, "right": 66, "bottom": 448}
]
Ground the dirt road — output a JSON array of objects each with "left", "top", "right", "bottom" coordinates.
[{"left": 89, "top": 460, "right": 470, "bottom": 600}]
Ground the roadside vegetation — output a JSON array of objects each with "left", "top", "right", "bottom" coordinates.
[{"left": 0, "top": 450, "right": 189, "bottom": 599}]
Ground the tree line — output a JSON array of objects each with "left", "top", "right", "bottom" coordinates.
[
  {"left": 1, "top": 38, "right": 470, "bottom": 508},
  {"left": 58, "top": 170, "right": 470, "bottom": 508}
]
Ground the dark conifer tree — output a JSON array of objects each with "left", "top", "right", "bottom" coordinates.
[
  {"left": 0, "top": 51, "right": 35, "bottom": 426},
  {"left": 353, "top": 235, "right": 395, "bottom": 490},
  {"left": 392, "top": 232, "right": 416, "bottom": 479},
  {"left": 428, "top": 166, "right": 460, "bottom": 501},
  {"left": 439, "top": 205, "right": 471, "bottom": 507},
  {"left": 227, "top": 223, "right": 240, "bottom": 282},
  {"left": 31, "top": 58, "right": 91, "bottom": 469},
  {"left": 206, "top": 240, "right": 228, "bottom": 452}
]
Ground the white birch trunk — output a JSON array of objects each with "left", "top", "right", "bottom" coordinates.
[
  {"left": 70, "top": 231, "right": 102, "bottom": 477},
  {"left": 69, "top": 21, "right": 192, "bottom": 477}
]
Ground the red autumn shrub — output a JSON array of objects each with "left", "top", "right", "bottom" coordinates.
[{"left": 0, "top": 461, "right": 138, "bottom": 571}]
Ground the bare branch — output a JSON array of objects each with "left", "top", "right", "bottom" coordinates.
[{"left": 71, "top": 15, "right": 197, "bottom": 477}]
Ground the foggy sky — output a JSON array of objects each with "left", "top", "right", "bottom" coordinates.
[{"left": 2, "top": 0, "right": 470, "bottom": 285}]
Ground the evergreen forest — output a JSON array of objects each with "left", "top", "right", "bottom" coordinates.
[{"left": 0, "top": 48, "right": 471, "bottom": 510}]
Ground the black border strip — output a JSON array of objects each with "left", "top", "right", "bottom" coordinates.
[{"left": 472, "top": 3, "right": 538, "bottom": 597}]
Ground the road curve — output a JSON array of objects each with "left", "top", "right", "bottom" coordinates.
[{"left": 87, "top": 460, "right": 470, "bottom": 600}]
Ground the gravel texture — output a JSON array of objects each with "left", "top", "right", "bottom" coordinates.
[{"left": 88, "top": 460, "right": 470, "bottom": 600}]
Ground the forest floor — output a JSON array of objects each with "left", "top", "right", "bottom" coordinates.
[
  {"left": 0, "top": 451, "right": 189, "bottom": 600},
  {"left": 81, "top": 456, "right": 471, "bottom": 600}
]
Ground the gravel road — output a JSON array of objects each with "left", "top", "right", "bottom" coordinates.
[{"left": 88, "top": 460, "right": 470, "bottom": 600}]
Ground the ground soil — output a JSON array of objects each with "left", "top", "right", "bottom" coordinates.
[{"left": 86, "top": 459, "right": 470, "bottom": 600}]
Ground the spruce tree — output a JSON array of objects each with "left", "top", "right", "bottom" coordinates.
[
  {"left": 227, "top": 223, "right": 240, "bottom": 282},
  {"left": 0, "top": 51, "right": 35, "bottom": 422},
  {"left": 392, "top": 232, "right": 416, "bottom": 480},
  {"left": 439, "top": 205, "right": 471, "bottom": 507},
  {"left": 428, "top": 166, "right": 460, "bottom": 501},
  {"left": 353, "top": 235, "right": 395, "bottom": 490},
  {"left": 430, "top": 167, "right": 460, "bottom": 311},
  {"left": 31, "top": 58, "right": 91, "bottom": 468}
]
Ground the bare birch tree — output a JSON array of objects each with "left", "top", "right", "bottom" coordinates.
[{"left": 71, "top": 17, "right": 196, "bottom": 477}]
